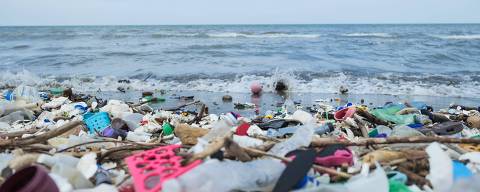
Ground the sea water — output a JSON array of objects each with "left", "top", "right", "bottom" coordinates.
[{"left": 0, "top": 24, "right": 479, "bottom": 97}]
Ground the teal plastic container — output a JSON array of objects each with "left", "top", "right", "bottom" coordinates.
[{"left": 83, "top": 112, "right": 111, "bottom": 133}]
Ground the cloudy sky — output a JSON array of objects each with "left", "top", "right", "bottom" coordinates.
[{"left": 1, "top": 0, "right": 479, "bottom": 26}]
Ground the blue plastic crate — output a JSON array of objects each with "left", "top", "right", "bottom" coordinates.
[{"left": 83, "top": 112, "right": 111, "bottom": 133}]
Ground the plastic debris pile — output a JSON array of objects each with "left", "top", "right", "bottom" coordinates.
[{"left": 2, "top": 85, "right": 480, "bottom": 192}]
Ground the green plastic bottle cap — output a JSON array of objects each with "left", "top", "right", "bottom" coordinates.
[
  {"left": 162, "top": 123, "right": 174, "bottom": 136},
  {"left": 155, "top": 97, "right": 166, "bottom": 102}
]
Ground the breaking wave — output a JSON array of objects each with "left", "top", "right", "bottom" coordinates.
[
  {"left": 341, "top": 33, "right": 393, "bottom": 38},
  {"left": 434, "top": 34, "right": 480, "bottom": 40},
  {"left": 1, "top": 70, "right": 479, "bottom": 98}
]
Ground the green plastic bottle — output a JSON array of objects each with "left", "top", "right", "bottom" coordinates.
[
  {"left": 162, "top": 122, "right": 174, "bottom": 136},
  {"left": 142, "top": 96, "right": 165, "bottom": 103}
]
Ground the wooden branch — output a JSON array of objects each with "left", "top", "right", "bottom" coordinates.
[
  {"left": 312, "top": 136, "right": 480, "bottom": 147},
  {"left": 224, "top": 137, "right": 251, "bottom": 162},
  {"left": 397, "top": 166, "right": 431, "bottom": 187},
  {"left": 98, "top": 144, "right": 163, "bottom": 163},
  {"left": 356, "top": 109, "right": 389, "bottom": 125},
  {"left": 0, "top": 127, "right": 37, "bottom": 139},
  {"left": 190, "top": 103, "right": 206, "bottom": 124},
  {"left": 164, "top": 100, "right": 200, "bottom": 111},
  {"left": 0, "top": 120, "right": 83, "bottom": 147},
  {"left": 353, "top": 114, "right": 369, "bottom": 137}
]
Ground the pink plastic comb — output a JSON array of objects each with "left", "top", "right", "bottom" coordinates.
[{"left": 125, "top": 145, "right": 201, "bottom": 192}]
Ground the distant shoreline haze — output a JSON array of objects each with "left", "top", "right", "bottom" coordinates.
[{"left": 1, "top": 23, "right": 480, "bottom": 27}]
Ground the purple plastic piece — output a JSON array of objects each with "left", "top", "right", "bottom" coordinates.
[{"left": 0, "top": 165, "right": 59, "bottom": 192}]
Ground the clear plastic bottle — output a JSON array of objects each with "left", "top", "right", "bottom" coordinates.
[
  {"left": 14, "top": 85, "right": 41, "bottom": 103},
  {"left": 268, "top": 111, "right": 315, "bottom": 157},
  {"left": 284, "top": 99, "right": 296, "bottom": 114},
  {"left": 314, "top": 123, "right": 334, "bottom": 135},
  {"left": 390, "top": 125, "right": 424, "bottom": 137},
  {"left": 199, "top": 113, "right": 237, "bottom": 142},
  {"left": 191, "top": 115, "right": 235, "bottom": 153},
  {"left": 162, "top": 159, "right": 285, "bottom": 192}
]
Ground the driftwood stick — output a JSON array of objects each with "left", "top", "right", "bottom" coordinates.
[
  {"left": 0, "top": 120, "right": 82, "bottom": 147},
  {"left": 164, "top": 100, "right": 200, "bottom": 111},
  {"left": 195, "top": 103, "right": 206, "bottom": 124},
  {"left": 0, "top": 128, "right": 37, "bottom": 139},
  {"left": 353, "top": 114, "right": 369, "bottom": 137},
  {"left": 57, "top": 140, "right": 159, "bottom": 153},
  {"left": 312, "top": 136, "right": 480, "bottom": 147},
  {"left": 242, "top": 147, "right": 351, "bottom": 178},
  {"left": 98, "top": 144, "right": 163, "bottom": 163},
  {"left": 188, "top": 103, "right": 206, "bottom": 124},
  {"left": 224, "top": 137, "right": 252, "bottom": 162},
  {"left": 187, "top": 133, "right": 232, "bottom": 164},
  {"left": 397, "top": 166, "right": 431, "bottom": 187}
]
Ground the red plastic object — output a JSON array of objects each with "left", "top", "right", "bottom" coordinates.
[
  {"left": 315, "top": 149, "right": 353, "bottom": 167},
  {"left": 334, "top": 107, "right": 356, "bottom": 121},
  {"left": 250, "top": 82, "right": 263, "bottom": 94},
  {"left": 236, "top": 123, "right": 251, "bottom": 136},
  {"left": 125, "top": 145, "right": 201, "bottom": 192},
  {"left": 0, "top": 165, "right": 59, "bottom": 192}
]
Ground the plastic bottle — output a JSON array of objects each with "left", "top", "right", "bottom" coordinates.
[
  {"left": 266, "top": 126, "right": 298, "bottom": 138},
  {"left": 126, "top": 130, "right": 152, "bottom": 142},
  {"left": 268, "top": 111, "right": 315, "bottom": 157},
  {"left": 314, "top": 123, "right": 334, "bottom": 135},
  {"left": 390, "top": 125, "right": 424, "bottom": 137},
  {"left": 121, "top": 113, "right": 143, "bottom": 131},
  {"left": 291, "top": 110, "right": 314, "bottom": 124},
  {"left": 284, "top": 100, "right": 296, "bottom": 114},
  {"left": 200, "top": 113, "right": 237, "bottom": 142},
  {"left": 232, "top": 135, "right": 264, "bottom": 148},
  {"left": 190, "top": 114, "right": 236, "bottom": 153},
  {"left": 162, "top": 159, "right": 285, "bottom": 192},
  {"left": 14, "top": 85, "right": 41, "bottom": 103},
  {"left": 375, "top": 125, "right": 393, "bottom": 137}
]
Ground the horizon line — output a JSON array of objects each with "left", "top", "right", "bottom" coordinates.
[{"left": 1, "top": 22, "right": 480, "bottom": 27}]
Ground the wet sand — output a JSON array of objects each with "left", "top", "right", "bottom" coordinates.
[{"left": 94, "top": 90, "right": 480, "bottom": 116}]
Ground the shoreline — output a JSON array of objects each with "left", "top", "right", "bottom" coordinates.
[{"left": 93, "top": 90, "right": 480, "bottom": 115}]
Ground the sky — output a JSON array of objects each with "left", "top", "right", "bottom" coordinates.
[{"left": 0, "top": 0, "right": 479, "bottom": 26}]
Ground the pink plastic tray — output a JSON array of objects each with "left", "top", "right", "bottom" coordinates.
[{"left": 125, "top": 145, "right": 201, "bottom": 192}]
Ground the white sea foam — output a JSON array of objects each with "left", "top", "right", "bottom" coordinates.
[
  {"left": 1, "top": 71, "right": 479, "bottom": 98},
  {"left": 434, "top": 34, "right": 480, "bottom": 40},
  {"left": 207, "top": 32, "right": 320, "bottom": 38},
  {"left": 342, "top": 33, "right": 392, "bottom": 38}
]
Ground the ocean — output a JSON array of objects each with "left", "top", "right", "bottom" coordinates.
[{"left": 1, "top": 24, "right": 480, "bottom": 98}]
